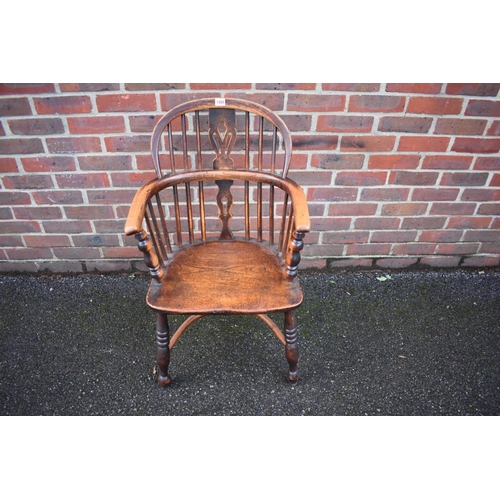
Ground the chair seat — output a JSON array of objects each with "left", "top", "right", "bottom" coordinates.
[{"left": 146, "top": 240, "right": 303, "bottom": 315}]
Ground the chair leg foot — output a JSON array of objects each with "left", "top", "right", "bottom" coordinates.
[
  {"left": 156, "top": 312, "right": 171, "bottom": 387},
  {"left": 284, "top": 310, "right": 299, "bottom": 383}
]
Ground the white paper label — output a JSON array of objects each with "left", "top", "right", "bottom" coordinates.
[{"left": 215, "top": 98, "right": 226, "bottom": 106}]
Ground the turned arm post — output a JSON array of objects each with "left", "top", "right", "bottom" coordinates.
[
  {"left": 135, "top": 229, "right": 163, "bottom": 281},
  {"left": 285, "top": 230, "right": 306, "bottom": 282}
]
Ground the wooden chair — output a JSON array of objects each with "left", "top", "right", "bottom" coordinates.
[{"left": 124, "top": 97, "right": 310, "bottom": 385}]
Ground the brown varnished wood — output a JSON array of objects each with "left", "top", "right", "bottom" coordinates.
[
  {"left": 146, "top": 240, "right": 303, "bottom": 315},
  {"left": 124, "top": 98, "right": 310, "bottom": 385}
]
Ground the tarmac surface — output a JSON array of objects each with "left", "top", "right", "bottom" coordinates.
[{"left": 1, "top": 268, "right": 499, "bottom": 416}]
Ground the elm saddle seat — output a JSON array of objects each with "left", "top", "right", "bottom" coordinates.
[{"left": 124, "top": 97, "right": 310, "bottom": 386}]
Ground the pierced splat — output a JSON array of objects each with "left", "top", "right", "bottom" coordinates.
[
  {"left": 209, "top": 108, "right": 237, "bottom": 170},
  {"left": 216, "top": 179, "right": 234, "bottom": 240}
]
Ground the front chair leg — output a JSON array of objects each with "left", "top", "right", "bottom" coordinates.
[
  {"left": 284, "top": 309, "right": 299, "bottom": 383},
  {"left": 156, "top": 312, "right": 171, "bottom": 386}
]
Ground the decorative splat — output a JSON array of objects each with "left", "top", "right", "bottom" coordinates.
[
  {"left": 209, "top": 108, "right": 237, "bottom": 170},
  {"left": 216, "top": 179, "right": 234, "bottom": 240}
]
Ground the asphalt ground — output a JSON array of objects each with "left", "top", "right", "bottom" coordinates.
[{"left": 1, "top": 268, "right": 499, "bottom": 416}]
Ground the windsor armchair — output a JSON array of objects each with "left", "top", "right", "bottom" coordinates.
[{"left": 124, "top": 97, "right": 310, "bottom": 385}]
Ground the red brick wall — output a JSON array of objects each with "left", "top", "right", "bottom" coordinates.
[{"left": 1, "top": 83, "right": 499, "bottom": 273}]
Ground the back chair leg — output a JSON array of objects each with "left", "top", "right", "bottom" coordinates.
[
  {"left": 156, "top": 312, "right": 172, "bottom": 386},
  {"left": 284, "top": 309, "right": 299, "bottom": 383}
]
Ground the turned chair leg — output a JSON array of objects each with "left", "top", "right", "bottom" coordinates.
[
  {"left": 156, "top": 312, "right": 171, "bottom": 386},
  {"left": 284, "top": 309, "right": 299, "bottom": 383}
]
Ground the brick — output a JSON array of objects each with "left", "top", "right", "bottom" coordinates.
[
  {"left": 96, "top": 93, "right": 157, "bottom": 112},
  {"left": 341, "top": 135, "right": 395, "bottom": 151},
  {"left": 328, "top": 204, "right": 377, "bottom": 217},
  {"left": 465, "top": 100, "right": 500, "bottom": 117},
  {"left": 5, "top": 248, "right": 53, "bottom": 260},
  {"left": 24, "top": 235, "right": 72, "bottom": 247},
  {"left": 368, "top": 154, "right": 420, "bottom": 169},
  {"left": 419, "top": 230, "right": 462, "bottom": 243},
  {"left": 462, "top": 256, "right": 500, "bottom": 267},
  {"left": 491, "top": 218, "right": 500, "bottom": 229},
  {"left": 0, "top": 97, "right": 32, "bottom": 116},
  {"left": 34, "top": 95, "right": 92, "bottom": 114},
  {"left": 0, "top": 220, "right": 41, "bottom": 233},
  {"left": 317, "top": 115, "right": 373, "bottom": 133},
  {"left": 310, "top": 218, "right": 351, "bottom": 231},
  {"left": 56, "top": 173, "right": 110, "bottom": 189},
  {"left": 13, "top": 206, "right": 62, "bottom": 219},
  {"left": 346, "top": 243, "right": 392, "bottom": 255},
  {"left": 486, "top": 120, "right": 500, "bottom": 136},
  {"left": 480, "top": 242, "right": 500, "bottom": 253},
  {"left": 60, "top": 83, "right": 120, "bottom": 92},
  {"left": 86, "top": 260, "right": 132, "bottom": 272},
  {"left": 388, "top": 171, "right": 438, "bottom": 185},
  {"left": 311, "top": 154, "right": 364, "bottom": 170},
  {"left": 191, "top": 83, "right": 252, "bottom": 90},
  {"left": 160, "top": 92, "right": 221, "bottom": 111},
  {"left": 3, "top": 174, "right": 53, "bottom": 189},
  {"left": 110, "top": 171, "right": 156, "bottom": 187},
  {"left": 393, "top": 243, "right": 437, "bottom": 255},
  {"left": 78, "top": 155, "right": 133, "bottom": 171},
  {"left": 104, "top": 135, "right": 150, "bottom": 152},
  {"left": 128, "top": 114, "right": 162, "bottom": 133},
  {"left": 38, "top": 261, "right": 85, "bottom": 273},
  {"left": 463, "top": 230, "right": 500, "bottom": 242},
  {"left": 407, "top": 97, "right": 463, "bottom": 115},
  {"left": 287, "top": 93, "right": 345, "bottom": 112},
  {"left": 43, "top": 220, "right": 92, "bottom": 234},
  {"left": 64, "top": 206, "right": 115, "bottom": 219},
  {"left": 447, "top": 217, "right": 492, "bottom": 229},
  {"left": 354, "top": 217, "right": 400, "bottom": 230},
  {"left": 302, "top": 244, "right": 343, "bottom": 257},
  {"left": 401, "top": 217, "right": 446, "bottom": 230},
  {"left": 22, "top": 156, "right": 76, "bottom": 172},
  {"left": 421, "top": 155, "right": 472, "bottom": 170},
  {"left": 46, "top": 137, "right": 101, "bottom": 154},
  {"left": 0, "top": 207, "right": 13, "bottom": 219},
  {"left": 284, "top": 171, "right": 332, "bottom": 186},
  {"left": 0, "top": 138, "right": 44, "bottom": 154},
  {"left": 440, "top": 172, "right": 488, "bottom": 186},
  {"left": 0, "top": 122, "right": 4, "bottom": 136},
  {"left": 412, "top": 188, "right": 459, "bottom": 201},
  {"left": 398, "top": 136, "right": 449, "bottom": 152},
  {"left": 323, "top": 231, "right": 369, "bottom": 244},
  {"left": 33, "top": 190, "right": 84, "bottom": 205},
  {"left": 0, "top": 262, "right": 38, "bottom": 272},
  {"left": 0, "top": 235, "right": 23, "bottom": 246},
  {"left": 53, "top": 247, "right": 101, "bottom": 259},
  {"left": 0, "top": 158, "right": 19, "bottom": 172},
  {"left": 299, "top": 258, "right": 327, "bottom": 269},
  {"left": 420, "top": 256, "right": 461, "bottom": 267},
  {"left": 375, "top": 257, "right": 419, "bottom": 268},
  {"left": 348, "top": 95, "right": 404, "bottom": 113},
  {"left": 437, "top": 243, "right": 480, "bottom": 255},
  {"left": 329, "top": 258, "right": 373, "bottom": 267},
  {"left": 378, "top": 116, "right": 433, "bottom": 133},
  {"left": 434, "top": 118, "right": 487, "bottom": 136},
  {"left": 124, "top": 83, "right": 185, "bottom": 91},
  {"left": 451, "top": 138, "right": 500, "bottom": 154},
  {"left": 478, "top": 203, "right": 500, "bottom": 215},
  {"left": 67, "top": 116, "right": 126, "bottom": 134},
  {"left": 322, "top": 83, "right": 380, "bottom": 92},
  {"left": 335, "top": 171, "right": 387, "bottom": 186},
  {"left": 281, "top": 115, "right": 312, "bottom": 132},
  {"left": 370, "top": 231, "right": 417, "bottom": 243},
  {"left": 445, "top": 83, "right": 500, "bottom": 96},
  {"left": 360, "top": 187, "right": 409, "bottom": 201},
  {"left": 308, "top": 187, "right": 357, "bottom": 202},
  {"left": 382, "top": 203, "right": 428, "bottom": 216},
  {"left": 461, "top": 188, "right": 500, "bottom": 202},
  {"left": 386, "top": 83, "right": 442, "bottom": 94},
  {"left": 8, "top": 117, "right": 64, "bottom": 135},
  {"left": 86, "top": 189, "right": 136, "bottom": 205},
  {"left": 0, "top": 191, "right": 31, "bottom": 205},
  {"left": 103, "top": 247, "right": 145, "bottom": 259},
  {"left": 73, "top": 234, "right": 120, "bottom": 247},
  {"left": 292, "top": 134, "right": 338, "bottom": 150},
  {"left": 492, "top": 173, "right": 500, "bottom": 187},
  {"left": 0, "top": 83, "right": 55, "bottom": 95},
  {"left": 430, "top": 203, "right": 476, "bottom": 215},
  {"left": 473, "top": 157, "right": 500, "bottom": 170}
]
